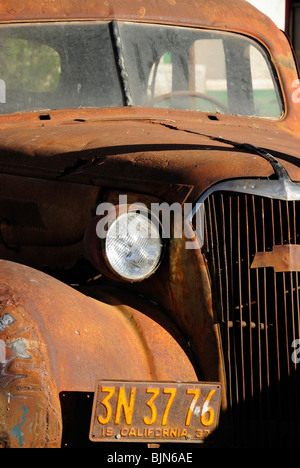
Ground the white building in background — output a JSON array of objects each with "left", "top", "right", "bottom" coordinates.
[{"left": 246, "top": 0, "right": 286, "bottom": 29}]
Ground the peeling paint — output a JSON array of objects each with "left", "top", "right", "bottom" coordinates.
[
  {"left": 0, "top": 313, "right": 15, "bottom": 332},
  {"left": 9, "top": 339, "right": 31, "bottom": 360},
  {"left": 0, "top": 339, "right": 5, "bottom": 363},
  {"left": 11, "top": 404, "right": 28, "bottom": 448}
]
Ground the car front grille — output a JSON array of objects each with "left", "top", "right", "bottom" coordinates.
[{"left": 203, "top": 191, "right": 300, "bottom": 447}]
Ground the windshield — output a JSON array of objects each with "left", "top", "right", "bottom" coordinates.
[
  {"left": 0, "top": 22, "right": 124, "bottom": 114},
  {"left": 0, "top": 21, "right": 283, "bottom": 118}
]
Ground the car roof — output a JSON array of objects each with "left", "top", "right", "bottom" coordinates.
[
  {"left": 0, "top": 0, "right": 276, "bottom": 34},
  {"left": 0, "top": 0, "right": 284, "bottom": 64}
]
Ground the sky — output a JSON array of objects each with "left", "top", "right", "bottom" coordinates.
[{"left": 246, "top": 0, "right": 286, "bottom": 29}]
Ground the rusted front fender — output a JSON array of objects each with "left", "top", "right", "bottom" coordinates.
[{"left": 0, "top": 260, "right": 197, "bottom": 448}]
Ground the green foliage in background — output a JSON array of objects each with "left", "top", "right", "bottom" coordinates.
[{"left": 0, "top": 38, "right": 61, "bottom": 93}]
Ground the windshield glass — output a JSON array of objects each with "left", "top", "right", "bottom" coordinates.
[
  {"left": 0, "top": 22, "right": 283, "bottom": 118},
  {"left": 0, "top": 22, "right": 124, "bottom": 114},
  {"left": 119, "top": 22, "right": 283, "bottom": 118}
]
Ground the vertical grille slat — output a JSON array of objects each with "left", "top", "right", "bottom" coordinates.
[{"left": 203, "top": 191, "right": 300, "bottom": 447}]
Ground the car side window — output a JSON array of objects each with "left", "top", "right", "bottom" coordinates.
[{"left": 249, "top": 44, "right": 282, "bottom": 117}]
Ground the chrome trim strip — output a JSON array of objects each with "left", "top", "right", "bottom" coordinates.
[{"left": 187, "top": 178, "right": 300, "bottom": 248}]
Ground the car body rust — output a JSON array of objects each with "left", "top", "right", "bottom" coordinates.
[{"left": 0, "top": 0, "right": 300, "bottom": 448}]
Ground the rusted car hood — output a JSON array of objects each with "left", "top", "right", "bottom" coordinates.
[{"left": 0, "top": 108, "right": 300, "bottom": 203}]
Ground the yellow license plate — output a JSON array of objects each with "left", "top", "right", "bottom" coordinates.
[{"left": 89, "top": 380, "right": 222, "bottom": 443}]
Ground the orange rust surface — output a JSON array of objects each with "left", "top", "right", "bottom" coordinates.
[
  {"left": 0, "top": 0, "right": 299, "bottom": 448},
  {"left": 0, "top": 260, "right": 198, "bottom": 447},
  {"left": 0, "top": 288, "right": 62, "bottom": 448},
  {"left": 0, "top": 0, "right": 299, "bottom": 195},
  {"left": 0, "top": 109, "right": 299, "bottom": 206},
  {"left": 0, "top": 0, "right": 275, "bottom": 23},
  {"left": 0, "top": 260, "right": 197, "bottom": 390}
]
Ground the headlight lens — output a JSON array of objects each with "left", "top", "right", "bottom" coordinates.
[{"left": 105, "top": 211, "right": 162, "bottom": 281}]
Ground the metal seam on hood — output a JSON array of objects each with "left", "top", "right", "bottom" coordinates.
[{"left": 152, "top": 121, "right": 291, "bottom": 181}]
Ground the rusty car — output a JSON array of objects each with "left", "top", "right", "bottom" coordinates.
[{"left": 0, "top": 0, "right": 300, "bottom": 448}]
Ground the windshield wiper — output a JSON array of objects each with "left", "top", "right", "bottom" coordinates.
[
  {"left": 212, "top": 137, "right": 290, "bottom": 181},
  {"left": 153, "top": 121, "right": 291, "bottom": 182}
]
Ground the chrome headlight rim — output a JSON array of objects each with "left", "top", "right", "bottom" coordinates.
[
  {"left": 85, "top": 204, "right": 165, "bottom": 283},
  {"left": 104, "top": 209, "right": 163, "bottom": 281}
]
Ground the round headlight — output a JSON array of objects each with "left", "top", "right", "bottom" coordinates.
[{"left": 105, "top": 211, "right": 163, "bottom": 281}]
